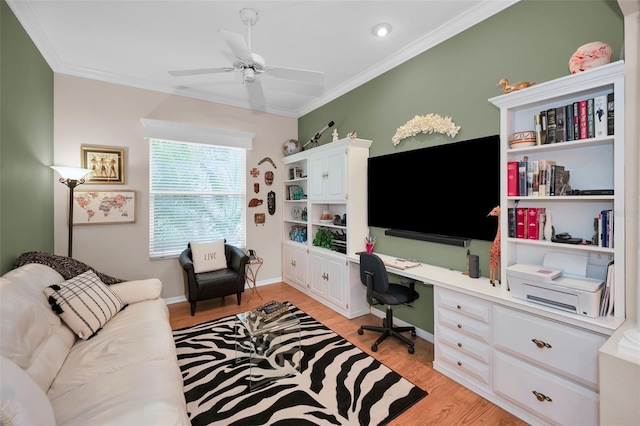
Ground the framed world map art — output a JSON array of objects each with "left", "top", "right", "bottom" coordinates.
[{"left": 72, "top": 190, "right": 136, "bottom": 225}]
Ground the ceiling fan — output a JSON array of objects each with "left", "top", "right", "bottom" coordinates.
[{"left": 169, "top": 8, "right": 325, "bottom": 108}]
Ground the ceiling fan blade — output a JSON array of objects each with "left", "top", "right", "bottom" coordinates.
[
  {"left": 246, "top": 80, "right": 266, "bottom": 108},
  {"left": 169, "top": 67, "right": 234, "bottom": 77},
  {"left": 220, "top": 30, "right": 253, "bottom": 63},
  {"left": 268, "top": 66, "right": 325, "bottom": 86}
]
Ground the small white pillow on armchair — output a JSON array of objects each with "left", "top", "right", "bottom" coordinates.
[
  {"left": 43, "top": 270, "right": 126, "bottom": 340},
  {"left": 190, "top": 240, "right": 227, "bottom": 273}
]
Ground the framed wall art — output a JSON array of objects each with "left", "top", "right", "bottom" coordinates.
[
  {"left": 80, "top": 146, "right": 125, "bottom": 184},
  {"left": 72, "top": 190, "right": 136, "bottom": 225}
]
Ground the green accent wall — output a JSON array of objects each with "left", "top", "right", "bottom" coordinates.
[
  {"left": 299, "top": 0, "right": 624, "bottom": 334},
  {"left": 1, "top": 0, "right": 54, "bottom": 274}
]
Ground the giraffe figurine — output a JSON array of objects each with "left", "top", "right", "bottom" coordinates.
[{"left": 488, "top": 206, "right": 501, "bottom": 286}]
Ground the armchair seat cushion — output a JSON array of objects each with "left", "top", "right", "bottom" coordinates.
[{"left": 195, "top": 268, "right": 244, "bottom": 299}]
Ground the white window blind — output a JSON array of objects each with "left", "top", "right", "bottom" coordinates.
[{"left": 149, "top": 139, "right": 246, "bottom": 259}]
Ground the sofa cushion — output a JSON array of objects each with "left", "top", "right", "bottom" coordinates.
[
  {"left": 190, "top": 240, "right": 227, "bottom": 273},
  {"left": 44, "top": 270, "right": 126, "bottom": 340},
  {"left": 0, "top": 355, "right": 56, "bottom": 426},
  {"left": 0, "top": 264, "right": 76, "bottom": 394}
]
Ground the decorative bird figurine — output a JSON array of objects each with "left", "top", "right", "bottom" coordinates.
[{"left": 497, "top": 78, "right": 535, "bottom": 94}]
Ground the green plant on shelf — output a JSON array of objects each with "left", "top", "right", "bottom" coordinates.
[{"left": 313, "top": 228, "right": 334, "bottom": 249}]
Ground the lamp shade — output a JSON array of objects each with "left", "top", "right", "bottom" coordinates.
[{"left": 50, "top": 166, "right": 92, "bottom": 181}]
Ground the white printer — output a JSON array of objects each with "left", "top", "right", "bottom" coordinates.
[{"left": 507, "top": 252, "right": 604, "bottom": 317}]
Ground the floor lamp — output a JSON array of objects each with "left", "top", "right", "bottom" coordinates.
[{"left": 51, "top": 166, "right": 92, "bottom": 258}]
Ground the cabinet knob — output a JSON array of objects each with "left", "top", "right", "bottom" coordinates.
[
  {"left": 532, "top": 390, "right": 552, "bottom": 402},
  {"left": 457, "top": 361, "right": 462, "bottom": 366},
  {"left": 322, "top": 273, "right": 329, "bottom": 280},
  {"left": 457, "top": 324, "right": 462, "bottom": 329},
  {"left": 531, "top": 338, "right": 552, "bottom": 349},
  {"left": 291, "top": 260, "right": 296, "bottom": 267},
  {"left": 457, "top": 305, "right": 462, "bottom": 310},
  {"left": 457, "top": 342, "right": 462, "bottom": 347}
]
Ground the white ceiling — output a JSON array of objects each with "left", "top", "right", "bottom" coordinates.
[{"left": 8, "top": 0, "right": 518, "bottom": 118}]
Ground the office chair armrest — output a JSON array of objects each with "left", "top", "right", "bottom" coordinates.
[{"left": 400, "top": 277, "right": 416, "bottom": 292}]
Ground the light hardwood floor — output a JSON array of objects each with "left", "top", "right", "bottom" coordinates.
[{"left": 168, "top": 282, "right": 527, "bottom": 426}]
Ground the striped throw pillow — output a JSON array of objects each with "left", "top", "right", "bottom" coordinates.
[{"left": 44, "top": 270, "right": 126, "bottom": 340}]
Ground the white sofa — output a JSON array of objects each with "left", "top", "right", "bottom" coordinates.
[{"left": 0, "top": 263, "right": 190, "bottom": 426}]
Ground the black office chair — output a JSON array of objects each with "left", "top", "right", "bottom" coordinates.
[{"left": 358, "top": 252, "right": 420, "bottom": 354}]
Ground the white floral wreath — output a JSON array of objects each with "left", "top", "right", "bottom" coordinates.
[{"left": 392, "top": 114, "right": 461, "bottom": 146}]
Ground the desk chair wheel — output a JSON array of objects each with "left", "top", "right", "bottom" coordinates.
[
  {"left": 411, "top": 330, "right": 417, "bottom": 337},
  {"left": 372, "top": 343, "right": 378, "bottom": 352},
  {"left": 408, "top": 345, "right": 415, "bottom": 354},
  {"left": 358, "top": 328, "right": 364, "bottom": 335}
]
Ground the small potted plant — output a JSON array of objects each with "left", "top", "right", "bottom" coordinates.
[{"left": 313, "top": 227, "right": 334, "bottom": 249}]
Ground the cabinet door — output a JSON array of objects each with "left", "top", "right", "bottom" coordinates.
[
  {"left": 308, "top": 149, "right": 346, "bottom": 201},
  {"left": 293, "top": 246, "right": 307, "bottom": 285},
  {"left": 283, "top": 244, "right": 295, "bottom": 282},
  {"left": 308, "top": 251, "right": 326, "bottom": 297},
  {"left": 326, "top": 256, "right": 347, "bottom": 308},
  {"left": 324, "top": 149, "right": 346, "bottom": 200}
]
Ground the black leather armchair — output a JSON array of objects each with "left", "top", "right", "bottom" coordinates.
[{"left": 179, "top": 243, "right": 249, "bottom": 316}]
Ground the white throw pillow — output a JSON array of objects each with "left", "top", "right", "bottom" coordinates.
[
  {"left": 0, "top": 356, "right": 56, "bottom": 426},
  {"left": 43, "top": 270, "right": 126, "bottom": 340},
  {"left": 190, "top": 240, "right": 228, "bottom": 273}
]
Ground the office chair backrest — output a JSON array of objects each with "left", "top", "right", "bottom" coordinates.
[{"left": 359, "top": 252, "right": 390, "bottom": 294}]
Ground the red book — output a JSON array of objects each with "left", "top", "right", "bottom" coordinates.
[
  {"left": 527, "top": 207, "right": 541, "bottom": 240},
  {"left": 579, "top": 99, "right": 588, "bottom": 139},
  {"left": 516, "top": 207, "right": 527, "bottom": 239},
  {"left": 507, "top": 161, "right": 519, "bottom": 196}
]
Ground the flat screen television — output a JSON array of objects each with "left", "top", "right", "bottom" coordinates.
[{"left": 367, "top": 134, "right": 500, "bottom": 245}]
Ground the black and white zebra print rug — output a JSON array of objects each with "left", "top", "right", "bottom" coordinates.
[{"left": 173, "top": 304, "right": 427, "bottom": 425}]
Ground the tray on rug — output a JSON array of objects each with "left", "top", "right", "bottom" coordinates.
[{"left": 173, "top": 303, "right": 427, "bottom": 426}]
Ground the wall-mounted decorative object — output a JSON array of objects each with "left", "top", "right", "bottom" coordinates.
[
  {"left": 258, "top": 157, "right": 277, "bottom": 168},
  {"left": 569, "top": 41, "right": 612, "bottom": 74},
  {"left": 72, "top": 190, "right": 135, "bottom": 225},
  {"left": 496, "top": 78, "right": 535, "bottom": 94},
  {"left": 254, "top": 183, "right": 260, "bottom": 193},
  {"left": 250, "top": 168, "right": 260, "bottom": 178},
  {"left": 248, "top": 198, "right": 263, "bottom": 207},
  {"left": 80, "top": 146, "right": 125, "bottom": 184},
  {"left": 391, "top": 114, "right": 460, "bottom": 146},
  {"left": 268, "top": 191, "right": 276, "bottom": 215},
  {"left": 254, "top": 213, "right": 265, "bottom": 226},
  {"left": 264, "top": 171, "right": 274, "bottom": 185}
]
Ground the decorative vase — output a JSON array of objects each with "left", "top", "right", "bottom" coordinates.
[
  {"left": 544, "top": 211, "right": 553, "bottom": 241},
  {"left": 568, "top": 41, "right": 613, "bottom": 74}
]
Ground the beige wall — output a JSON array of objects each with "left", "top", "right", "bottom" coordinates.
[{"left": 53, "top": 74, "right": 295, "bottom": 299}]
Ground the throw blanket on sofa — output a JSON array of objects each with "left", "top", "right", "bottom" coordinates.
[{"left": 12, "top": 251, "right": 124, "bottom": 285}]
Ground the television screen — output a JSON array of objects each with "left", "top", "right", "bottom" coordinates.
[{"left": 367, "top": 135, "right": 501, "bottom": 243}]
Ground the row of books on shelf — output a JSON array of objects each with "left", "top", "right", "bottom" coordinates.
[
  {"left": 594, "top": 209, "right": 614, "bottom": 248},
  {"left": 285, "top": 185, "right": 305, "bottom": 201},
  {"left": 534, "top": 92, "right": 614, "bottom": 144},
  {"left": 508, "top": 157, "right": 571, "bottom": 197},
  {"left": 507, "top": 207, "right": 547, "bottom": 240}
]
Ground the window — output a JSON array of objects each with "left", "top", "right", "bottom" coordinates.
[{"left": 149, "top": 139, "right": 246, "bottom": 259}]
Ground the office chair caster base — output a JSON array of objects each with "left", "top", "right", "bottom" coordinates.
[
  {"left": 411, "top": 330, "right": 417, "bottom": 337},
  {"left": 371, "top": 343, "right": 378, "bottom": 352},
  {"left": 408, "top": 345, "right": 415, "bottom": 354},
  {"left": 358, "top": 328, "right": 364, "bottom": 335}
]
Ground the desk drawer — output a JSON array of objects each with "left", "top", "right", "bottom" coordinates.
[
  {"left": 436, "top": 288, "right": 490, "bottom": 323},
  {"left": 494, "top": 351, "right": 599, "bottom": 426},
  {"left": 494, "top": 306, "right": 606, "bottom": 390},
  {"left": 439, "top": 343, "right": 490, "bottom": 386},
  {"left": 438, "top": 308, "right": 491, "bottom": 344},
  {"left": 436, "top": 325, "right": 490, "bottom": 365}
]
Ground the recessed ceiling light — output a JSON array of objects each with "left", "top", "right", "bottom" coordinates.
[{"left": 372, "top": 23, "right": 392, "bottom": 38}]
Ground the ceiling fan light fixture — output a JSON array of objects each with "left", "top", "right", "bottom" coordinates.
[
  {"left": 244, "top": 68, "right": 256, "bottom": 83},
  {"left": 372, "top": 23, "right": 392, "bottom": 37}
]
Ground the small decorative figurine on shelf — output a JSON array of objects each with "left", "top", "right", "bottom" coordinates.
[
  {"left": 462, "top": 249, "right": 470, "bottom": 276},
  {"left": 487, "top": 206, "right": 501, "bottom": 286},
  {"left": 496, "top": 78, "right": 535, "bottom": 94},
  {"left": 347, "top": 131, "right": 357, "bottom": 139},
  {"left": 332, "top": 129, "right": 339, "bottom": 142}
]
